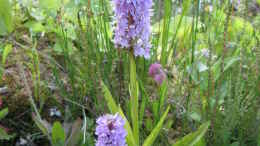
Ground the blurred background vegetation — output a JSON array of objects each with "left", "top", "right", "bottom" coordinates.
[{"left": 0, "top": 0, "right": 259, "bottom": 145}]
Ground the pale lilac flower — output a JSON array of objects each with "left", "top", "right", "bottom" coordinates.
[
  {"left": 113, "top": 0, "right": 152, "bottom": 59},
  {"left": 49, "top": 107, "right": 61, "bottom": 117},
  {"left": 154, "top": 73, "right": 166, "bottom": 85},
  {"left": 149, "top": 63, "right": 166, "bottom": 85},
  {"left": 95, "top": 113, "right": 127, "bottom": 146}
]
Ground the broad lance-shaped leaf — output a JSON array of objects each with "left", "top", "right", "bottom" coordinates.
[
  {"left": 0, "top": 108, "right": 13, "bottom": 140},
  {"left": 24, "top": 21, "right": 45, "bottom": 33},
  {"left": 0, "top": 0, "right": 13, "bottom": 34},
  {"left": 101, "top": 82, "right": 136, "bottom": 146},
  {"left": 39, "top": 0, "right": 62, "bottom": 10},
  {"left": 172, "top": 121, "right": 211, "bottom": 146},
  {"left": 143, "top": 106, "right": 170, "bottom": 146},
  {"left": 129, "top": 53, "right": 139, "bottom": 145},
  {"left": 0, "top": 67, "right": 3, "bottom": 82},
  {"left": 101, "top": 81, "right": 118, "bottom": 112},
  {"left": 52, "top": 121, "right": 66, "bottom": 146},
  {"left": 2, "top": 44, "right": 13, "bottom": 65},
  {"left": 0, "top": 128, "right": 14, "bottom": 140},
  {"left": 0, "top": 108, "right": 8, "bottom": 120},
  {"left": 224, "top": 57, "right": 240, "bottom": 72}
]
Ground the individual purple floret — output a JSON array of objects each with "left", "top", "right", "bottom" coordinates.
[
  {"left": 149, "top": 63, "right": 166, "bottom": 85},
  {"left": 95, "top": 113, "right": 127, "bottom": 146},
  {"left": 113, "top": 0, "right": 152, "bottom": 59}
]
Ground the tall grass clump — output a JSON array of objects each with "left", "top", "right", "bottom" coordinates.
[{"left": 0, "top": 0, "right": 259, "bottom": 146}]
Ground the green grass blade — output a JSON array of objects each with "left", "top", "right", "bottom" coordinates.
[
  {"left": 33, "top": 115, "right": 50, "bottom": 136},
  {"left": 168, "top": 0, "right": 191, "bottom": 62},
  {"left": 139, "top": 80, "right": 148, "bottom": 126},
  {"left": 160, "top": 0, "right": 172, "bottom": 66},
  {"left": 142, "top": 106, "right": 170, "bottom": 146},
  {"left": 258, "top": 125, "right": 260, "bottom": 146},
  {"left": 156, "top": 81, "right": 168, "bottom": 122}
]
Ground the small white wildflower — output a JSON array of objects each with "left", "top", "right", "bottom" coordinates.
[
  {"left": 17, "top": 138, "right": 28, "bottom": 146},
  {"left": 50, "top": 107, "right": 61, "bottom": 117}
]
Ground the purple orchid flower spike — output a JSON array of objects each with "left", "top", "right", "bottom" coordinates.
[
  {"left": 95, "top": 113, "right": 127, "bottom": 146},
  {"left": 113, "top": 0, "right": 152, "bottom": 59},
  {"left": 149, "top": 63, "right": 167, "bottom": 85}
]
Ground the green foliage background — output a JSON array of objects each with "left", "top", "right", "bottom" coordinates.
[{"left": 0, "top": 0, "right": 259, "bottom": 146}]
